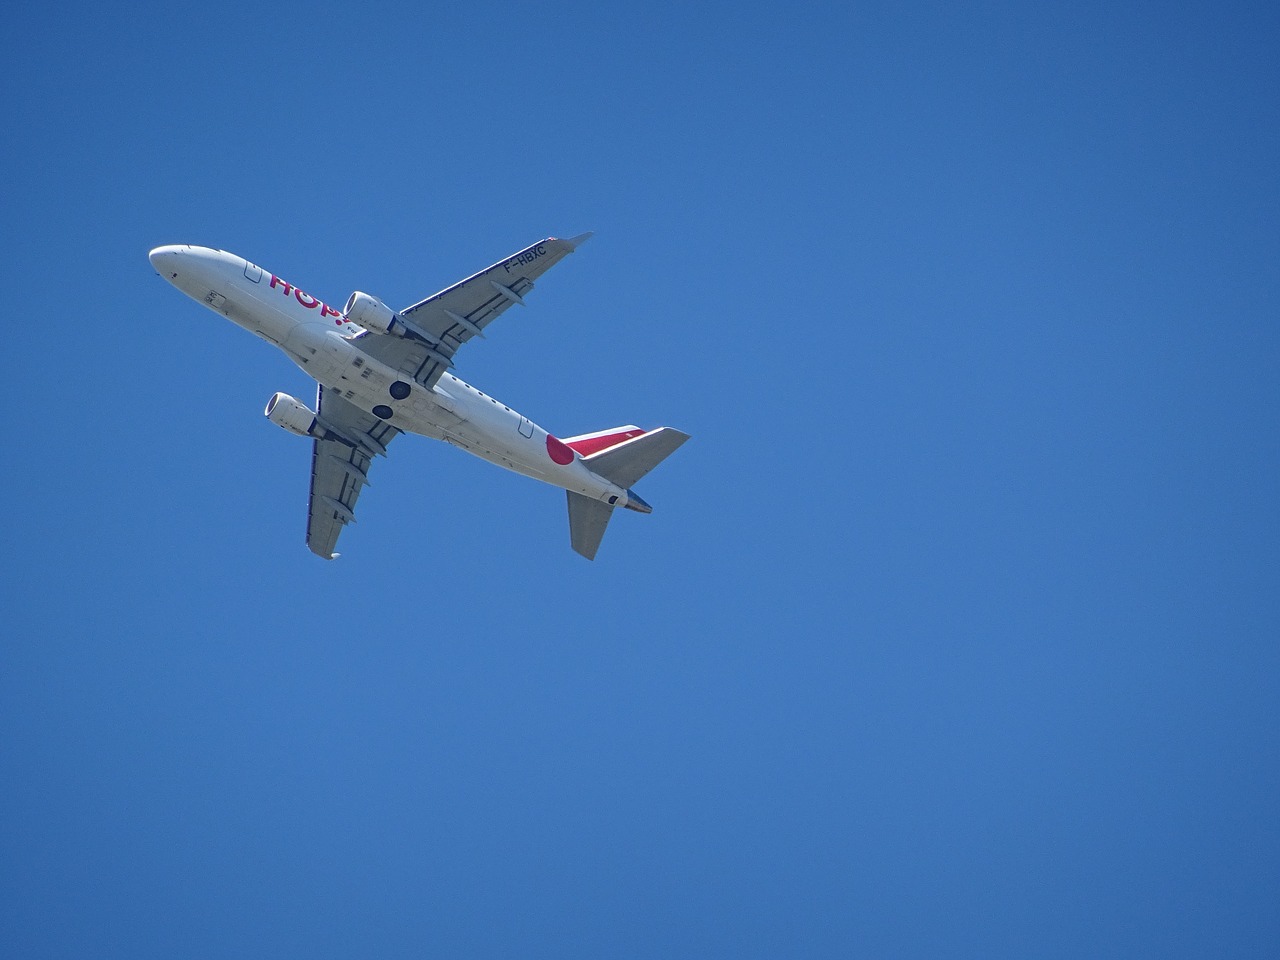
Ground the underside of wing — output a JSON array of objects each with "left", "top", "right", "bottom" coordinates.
[
  {"left": 306, "top": 387, "right": 399, "bottom": 559},
  {"left": 353, "top": 233, "right": 591, "bottom": 391}
]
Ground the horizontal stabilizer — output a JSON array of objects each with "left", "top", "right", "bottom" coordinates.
[
  {"left": 582, "top": 427, "right": 691, "bottom": 488},
  {"left": 567, "top": 492, "right": 613, "bottom": 560}
]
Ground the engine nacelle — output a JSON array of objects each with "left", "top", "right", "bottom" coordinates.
[
  {"left": 343, "top": 291, "right": 401, "bottom": 336},
  {"left": 265, "top": 392, "right": 319, "bottom": 437}
]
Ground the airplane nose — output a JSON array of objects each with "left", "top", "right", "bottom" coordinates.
[{"left": 149, "top": 245, "right": 181, "bottom": 277}]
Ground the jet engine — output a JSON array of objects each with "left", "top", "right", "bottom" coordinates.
[
  {"left": 265, "top": 392, "right": 319, "bottom": 437},
  {"left": 343, "top": 291, "right": 402, "bottom": 336}
]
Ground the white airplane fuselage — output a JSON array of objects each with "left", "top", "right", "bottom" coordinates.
[{"left": 150, "top": 244, "right": 637, "bottom": 508}]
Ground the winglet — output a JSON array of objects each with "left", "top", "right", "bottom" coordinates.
[{"left": 564, "top": 231, "right": 594, "bottom": 250}]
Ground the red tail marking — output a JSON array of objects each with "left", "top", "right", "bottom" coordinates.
[{"left": 565, "top": 429, "right": 645, "bottom": 457}]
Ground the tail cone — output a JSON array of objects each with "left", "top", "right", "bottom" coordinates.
[{"left": 624, "top": 489, "right": 652, "bottom": 514}]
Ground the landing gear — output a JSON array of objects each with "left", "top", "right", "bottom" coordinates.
[
  {"left": 372, "top": 405, "right": 394, "bottom": 420},
  {"left": 389, "top": 380, "right": 411, "bottom": 400}
]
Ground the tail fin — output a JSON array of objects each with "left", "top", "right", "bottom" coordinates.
[
  {"left": 561, "top": 425, "right": 645, "bottom": 457},
  {"left": 581, "top": 427, "right": 691, "bottom": 488},
  {"left": 565, "top": 427, "right": 691, "bottom": 560}
]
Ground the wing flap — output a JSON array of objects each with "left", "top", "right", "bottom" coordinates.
[
  {"left": 351, "top": 234, "right": 591, "bottom": 392},
  {"left": 305, "top": 388, "right": 399, "bottom": 559}
]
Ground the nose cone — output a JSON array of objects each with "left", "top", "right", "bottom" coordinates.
[{"left": 149, "top": 245, "right": 182, "bottom": 277}]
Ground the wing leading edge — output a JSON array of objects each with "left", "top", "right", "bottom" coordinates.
[{"left": 353, "top": 233, "right": 592, "bottom": 391}]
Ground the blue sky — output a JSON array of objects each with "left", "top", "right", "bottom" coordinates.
[{"left": 3, "top": 1, "right": 1277, "bottom": 956}]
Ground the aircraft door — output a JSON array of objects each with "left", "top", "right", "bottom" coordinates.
[
  {"left": 243, "top": 261, "right": 263, "bottom": 283},
  {"left": 518, "top": 416, "right": 534, "bottom": 438}
]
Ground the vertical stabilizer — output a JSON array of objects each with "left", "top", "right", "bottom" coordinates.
[
  {"left": 582, "top": 427, "right": 691, "bottom": 488},
  {"left": 567, "top": 492, "right": 614, "bottom": 560}
]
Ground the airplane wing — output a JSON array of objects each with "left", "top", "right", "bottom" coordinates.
[
  {"left": 306, "top": 386, "right": 400, "bottom": 559},
  {"left": 353, "top": 233, "right": 592, "bottom": 390}
]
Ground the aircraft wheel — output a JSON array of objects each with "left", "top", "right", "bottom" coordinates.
[
  {"left": 389, "top": 380, "right": 411, "bottom": 400},
  {"left": 373, "top": 405, "right": 394, "bottom": 420}
]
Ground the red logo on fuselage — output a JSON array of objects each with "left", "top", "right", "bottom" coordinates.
[
  {"left": 546, "top": 435, "right": 576, "bottom": 465},
  {"left": 270, "top": 274, "right": 345, "bottom": 324}
]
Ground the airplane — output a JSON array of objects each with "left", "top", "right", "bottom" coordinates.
[{"left": 148, "top": 235, "right": 688, "bottom": 560}]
